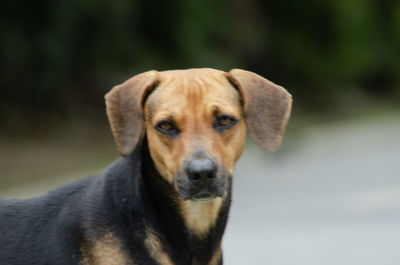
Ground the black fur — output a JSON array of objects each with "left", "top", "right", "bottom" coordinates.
[{"left": 0, "top": 140, "right": 230, "bottom": 265}]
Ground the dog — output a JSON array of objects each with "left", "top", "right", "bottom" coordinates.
[{"left": 0, "top": 68, "right": 292, "bottom": 265}]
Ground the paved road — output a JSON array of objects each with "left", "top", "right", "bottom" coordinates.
[
  {"left": 2, "top": 115, "right": 400, "bottom": 265},
  {"left": 224, "top": 115, "right": 400, "bottom": 265}
]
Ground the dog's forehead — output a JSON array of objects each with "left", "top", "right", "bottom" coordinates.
[
  {"left": 158, "top": 68, "right": 230, "bottom": 94},
  {"left": 146, "top": 69, "right": 241, "bottom": 115}
]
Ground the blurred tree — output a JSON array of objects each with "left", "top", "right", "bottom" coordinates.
[
  {"left": 0, "top": 0, "right": 398, "bottom": 131},
  {"left": 243, "top": 0, "right": 400, "bottom": 109}
]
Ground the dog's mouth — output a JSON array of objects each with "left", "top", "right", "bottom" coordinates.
[
  {"left": 191, "top": 191, "right": 218, "bottom": 202},
  {"left": 182, "top": 190, "right": 225, "bottom": 202},
  {"left": 175, "top": 174, "right": 227, "bottom": 201}
]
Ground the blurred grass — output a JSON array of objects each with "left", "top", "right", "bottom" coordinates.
[{"left": 0, "top": 121, "right": 118, "bottom": 190}]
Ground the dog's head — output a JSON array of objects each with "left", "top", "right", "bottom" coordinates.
[{"left": 105, "top": 68, "right": 291, "bottom": 202}]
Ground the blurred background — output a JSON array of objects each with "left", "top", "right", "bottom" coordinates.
[{"left": 1, "top": 0, "right": 399, "bottom": 264}]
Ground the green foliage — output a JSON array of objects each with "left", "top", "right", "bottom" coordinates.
[{"left": 0, "top": 0, "right": 398, "bottom": 126}]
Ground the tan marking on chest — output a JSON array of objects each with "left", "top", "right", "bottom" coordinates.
[
  {"left": 80, "top": 232, "right": 133, "bottom": 265},
  {"left": 180, "top": 197, "right": 224, "bottom": 237},
  {"left": 144, "top": 227, "right": 174, "bottom": 265}
]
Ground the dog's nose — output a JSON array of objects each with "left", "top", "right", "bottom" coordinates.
[{"left": 186, "top": 158, "right": 217, "bottom": 185}]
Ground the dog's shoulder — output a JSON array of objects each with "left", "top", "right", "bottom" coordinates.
[{"left": 0, "top": 156, "right": 140, "bottom": 265}]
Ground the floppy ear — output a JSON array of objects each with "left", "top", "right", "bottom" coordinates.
[
  {"left": 105, "top": 70, "right": 160, "bottom": 157},
  {"left": 226, "top": 69, "right": 292, "bottom": 152}
]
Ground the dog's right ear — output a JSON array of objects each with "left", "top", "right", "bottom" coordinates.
[{"left": 105, "top": 70, "right": 160, "bottom": 157}]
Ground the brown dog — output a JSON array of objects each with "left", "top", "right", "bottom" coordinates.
[
  {"left": 0, "top": 68, "right": 291, "bottom": 265},
  {"left": 105, "top": 68, "right": 292, "bottom": 263}
]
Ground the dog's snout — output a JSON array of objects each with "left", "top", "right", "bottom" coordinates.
[
  {"left": 178, "top": 157, "right": 226, "bottom": 201},
  {"left": 186, "top": 158, "right": 217, "bottom": 185}
]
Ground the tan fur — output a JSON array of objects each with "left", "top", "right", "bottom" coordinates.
[
  {"left": 80, "top": 232, "right": 132, "bottom": 265},
  {"left": 179, "top": 197, "right": 224, "bottom": 237},
  {"left": 144, "top": 226, "right": 174, "bottom": 265},
  {"left": 143, "top": 69, "right": 246, "bottom": 236},
  {"left": 144, "top": 69, "right": 246, "bottom": 183}
]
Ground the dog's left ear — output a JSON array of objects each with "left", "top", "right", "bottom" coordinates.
[
  {"left": 105, "top": 70, "right": 160, "bottom": 157},
  {"left": 226, "top": 69, "right": 292, "bottom": 152}
]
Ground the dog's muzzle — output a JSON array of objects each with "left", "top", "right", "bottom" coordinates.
[{"left": 176, "top": 158, "right": 227, "bottom": 201}]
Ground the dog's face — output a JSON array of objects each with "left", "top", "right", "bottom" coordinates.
[
  {"left": 105, "top": 68, "right": 292, "bottom": 202},
  {"left": 144, "top": 71, "right": 246, "bottom": 201}
]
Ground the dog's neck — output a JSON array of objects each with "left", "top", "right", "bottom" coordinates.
[{"left": 138, "top": 141, "right": 231, "bottom": 264}]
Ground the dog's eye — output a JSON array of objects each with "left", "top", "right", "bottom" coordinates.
[
  {"left": 159, "top": 121, "right": 172, "bottom": 131},
  {"left": 155, "top": 120, "right": 179, "bottom": 136},
  {"left": 218, "top": 116, "right": 233, "bottom": 126},
  {"left": 214, "top": 115, "right": 237, "bottom": 131}
]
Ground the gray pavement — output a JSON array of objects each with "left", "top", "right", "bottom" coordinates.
[{"left": 224, "top": 115, "right": 400, "bottom": 265}]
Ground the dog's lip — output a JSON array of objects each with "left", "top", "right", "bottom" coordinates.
[{"left": 191, "top": 191, "right": 218, "bottom": 201}]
